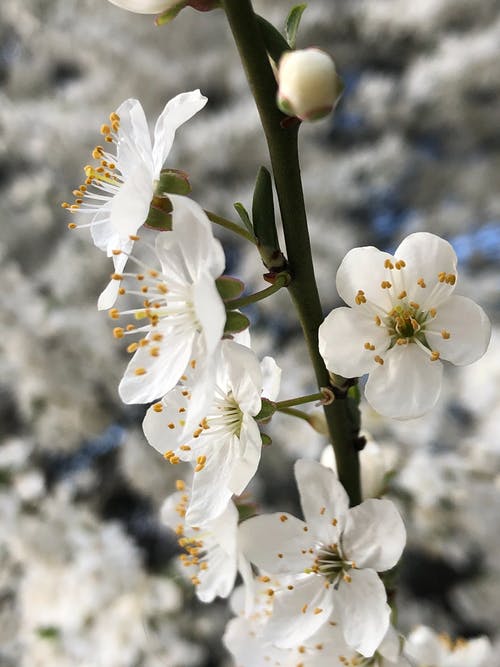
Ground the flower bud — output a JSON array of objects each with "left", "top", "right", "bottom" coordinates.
[
  {"left": 107, "top": 0, "right": 219, "bottom": 15},
  {"left": 277, "top": 48, "right": 343, "bottom": 122}
]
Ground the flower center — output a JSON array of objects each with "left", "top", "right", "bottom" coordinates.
[
  {"left": 312, "top": 543, "right": 355, "bottom": 585},
  {"left": 208, "top": 391, "right": 244, "bottom": 438}
]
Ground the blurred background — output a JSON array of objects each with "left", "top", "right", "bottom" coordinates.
[{"left": 1, "top": 0, "right": 500, "bottom": 664}]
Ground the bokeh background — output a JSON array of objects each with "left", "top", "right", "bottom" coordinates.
[{"left": 1, "top": 0, "right": 500, "bottom": 664}]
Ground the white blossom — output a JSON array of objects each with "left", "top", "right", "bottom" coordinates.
[
  {"left": 110, "top": 196, "right": 225, "bottom": 405},
  {"left": 63, "top": 91, "right": 207, "bottom": 309},
  {"left": 239, "top": 459, "right": 406, "bottom": 657},
  {"left": 319, "top": 232, "right": 491, "bottom": 419},
  {"left": 404, "top": 626, "right": 492, "bottom": 667},
  {"left": 143, "top": 340, "right": 281, "bottom": 524},
  {"left": 160, "top": 485, "right": 242, "bottom": 602}
]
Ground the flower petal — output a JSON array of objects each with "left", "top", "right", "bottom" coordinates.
[
  {"left": 223, "top": 616, "right": 288, "bottom": 667},
  {"left": 404, "top": 626, "right": 446, "bottom": 665},
  {"left": 142, "top": 387, "right": 189, "bottom": 456},
  {"left": 114, "top": 98, "right": 153, "bottom": 175},
  {"left": 394, "top": 232, "right": 457, "bottom": 306},
  {"left": 427, "top": 295, "right": 491, "bottom": 366},
  {"left": 221, "top": 342, "right": 262, "bottom": 415},
  {"left": 193, "top": 272, "right": 226, "bottom": 356},
  {"left": 342, "top": 499, "right": 406, "bottom": 571},
  {"left": 445, "top": 637, "right": 492, "bottom": 667},
  {"left": 152, "top": 90, "right": 208, "bottom": 176},
  {"left": 319, "top": 306, "right": 389, "bottom": 378},
  {"left": 108, "top": 0, "right": 176, "bottom": 17},
  {"left": 364, "top": 343, "right": 443, "bottom": 419},
  {"left": 295, "top": 459, "right": 349, "bottom": 544},
  {"left": 97, "top": 247, "right": 130, "bottom": 310},
  {"left": 336, "top": 246, "right": 395, "bottom": 312},
  {"left": 263, "top": 575, "right": 333, "bottom": 648},
  {"left": 239, "top": 513, "right": 313, "bottom": 574},
  {"left": 110, "top": 162, "right": 153, "bottom": 238},
  {"left": 335, "top": 568, "right": 390, "bottom": 657},
  {"left": 260, "top": 356, "right": 282, "bottom": 401},
  {"left": 227, "top": 414, "right": 261, "bottom": 495}
]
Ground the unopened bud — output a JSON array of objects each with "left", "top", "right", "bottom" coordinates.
[
  {"left": 107, "top": 0, "right": 218, "bottom": 17},
  {"left": 277, "top": 48, "right": 343, "bottom": 122}
]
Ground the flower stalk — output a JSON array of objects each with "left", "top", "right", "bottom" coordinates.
[
  {"left": 224, "top": 272, "right": 289, "bottom": 310},
  {"left": 221, "top": 0, "right": 362, "bottom": 505},
  {"left": 204, "top": 209, "right": 257, "bottom": 244}
]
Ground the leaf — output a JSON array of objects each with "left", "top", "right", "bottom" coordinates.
[
  {"left": 216, "top": 276, "right": 245, "bottom": 301},
  {"left": 255, "top": 14, "right": 291, "bottom": 63},
  {"left": 224, "top": 310, "right": 250, "bottom": 334},
  {"left": 285, "top": 4, "right": 307, "bottom": 48},
  {"left": 260, "top": 432, "right": 273, "bottom": 446},
  {"left": 233, "top": 202, "right": 254, "bottom": 234}
]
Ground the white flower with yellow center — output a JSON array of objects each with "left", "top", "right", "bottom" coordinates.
[
  {"left": 239, "top": 459, "right": 406, "bottom": 657},
  {"left": 160, "top": 483, "right": 241, "bottom": 602},
  {"left": 404, "top": 626, "right": 492, "bottom": 667},
  {"left": 110, "top": 196, "right": 226, "bottom": 406},
  {"left": 63, "top": 91, "right": 207, "bottom": 310},
  {"left": 143, "top": 340, "right": 281, "bottom": 525},
  {"left": 319, "top": 232, "right": 491, "bottom": 419}
]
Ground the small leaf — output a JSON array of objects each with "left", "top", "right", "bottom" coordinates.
[
  {"left": 260, "top": 433, "right": 273, "bottom": 447},
  {"left": 255, "top": 14, "right": 291, "bottom": 63},
  {"left": 285, "top": 4, "right": 307, "bottom": 48},
  {"left": 216, "top": 276, "right": 245, "bottom": 301},
  {"left": 233, "top": 202, "right": 254, "bottom": 234},
  {"left": 224, "top": 310, "right": 250, "bottom": 334},
  {"left": 254, "top": 398, "right": 277, "bottom": 422}
]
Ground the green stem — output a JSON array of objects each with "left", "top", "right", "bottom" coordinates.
[
  {"left": 221, "top": 0, "right": 361, "bottom": 505},
  {"left": 225, "top": 273, "right": 288, "bottom": 309},
  {"left": 205, "top": 209, "right": 257, "bottom": 244},
  {"left": 275, "top": 392, "right": 324, "bottom": 410},
  {"left": 277, "top": 406, "right": 311, "bottom": 423}
]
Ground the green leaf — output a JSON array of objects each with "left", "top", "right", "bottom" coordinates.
[
  {"left": 252, "top": 166, "right": 286, "bottom": 271},
  {"left": 233, "top": 202, "right": 254, "bottom": 234},
  {"left": 255, "top": 14, "right": 291, "bottom": 63},
  {"left": 260, "top": 432, "right": 272, "bottom": 447},
  {"left": 285, "top": 4, "right": 307, "bottom": 48},
  {"left": 216, "top": 276, "right": 245, "bottom": 301},
  {"left": 224, "top": 310, "right": 250, "bottom": 334},
  {"left": 254, "top": 398, "right": 277, "bottom": 422}
]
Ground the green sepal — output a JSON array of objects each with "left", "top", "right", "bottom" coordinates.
[
  {"left": 260, "top": 432, "right": 272, "bottom": 447},
  {"left": 36, "top": 626, "right": 60, "bottom": 640},
  {"left": 254, "top": 397, "right": 277, "bottom": 422},
  {"left": 155, "top": 169, "right": 191, "bottom": 196},
  {"left": 285, "top": 4, "right": 307, "bottom": 48},
  {"left": 216, "top": 276, "right": 245, "bottom": 301},
  {"left": 236, "top": 501, "right": 257, "bottom": 522},
  {"left": 255, "top": 14, "right": 291, "bottom": 63},
  {"left": 155, "top": 1, "right": 186, "bottom": 26},
  {"left": 144, "top": 195, "right": 173, "bottom": 231},
  {"left": 233, "top": 202, "right": 254, "bottom": 235},
  {"left": 224, "top": 310, "right": 250, "bottom": 334}
]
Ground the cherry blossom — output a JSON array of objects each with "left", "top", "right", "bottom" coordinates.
[
  {"left": 239, "top": 459, "right": 406, "bottom": 657},
  {"left": 110, "top": 196, "right": 226, "bottom": 405},
  {"left": 404, "top": 626, "right": 492, "bottom": 667},
  {"left": 319, "top": 233, "right": 491, "bottom": 419},
  {"left": 160, "top": 483, "right": 242, "bottom": 602},
  {"left": 63, "top": 91, "right": 207, "bottom": 309},
  {"left": 143, "top": 340, "right": 281, "bottom": 525}
]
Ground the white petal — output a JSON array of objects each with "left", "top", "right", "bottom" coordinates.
[
  {"left": 263, "top": 575, "right": 334, "bottom": 648},
  {"left": 239, "top": 513, "right": 313, "bottom": 574},
  {"left": 319, "top": 307, "right": 390, "bottom": 378},
  {"left": 152, "top": 90, "right": 208, "bottom": 176},
  {"left": 223, "top": 617, "right": 288, "bottom": 667},
  {"left": 364, "top": 343, "right": 443, "bottom": 419},
  {"left": 377, "top": 625, "right": 403, "bottom": 662},
  {"left": 110, "top": 163, "right": 153, "bottom": 238},
  {"left": 260, "top": 356, "right": 282, "bottom": 401},
  {"left": 227, "top": 414, "right": 261, "bottom": 495},
  {"left": 114, "top": 98, "right": 153, "bottom": 174},
  {"left": 118, "top": 326, "right": 195, "bottom": 404},
  {"left": 142, "top": 387, "right": 189, "bottom": 456},
  {"left": 97, "top": 248, "right": 130, "bottom": 311},
  {"left": 222, "top": 342, "right": 262, "bottom": 414},
  {"left": 295, "top": 459, "right": 349, "bottom": 544},
  {"left": 427, "top": 295, "right": 491, "bottom": 366},
  {"left": 108, "top": 0, "right": 177, "bottom": 16},
  {"left": 192, "top": 272, "right": 226, "bottom": 356},
  {"left": 404, "top": 626, "right": 446, "bottom": 665},
  {"left": 336, "top": 246, "right": 395, "bottom": 312},
  {"left": 395, "top": 232, "right": 457, "bottom": 306},
  {"left": 342, "top": 499, "right": 406, "bottom": 571},
  {"left": 335, "top": 568, "right": 390, "bottom": 657}
]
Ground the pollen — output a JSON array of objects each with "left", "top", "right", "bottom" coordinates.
[
  {"left": 441, "top": 329, "right": 451, "bottom": 339},
  {"left": 127, "top": 342, "right": 138, "bottom": 353},
  {"left": 398, "top": 290, "right": 407, "bottom": 299},
  {"left": 374, "top": 355, "right": 384, "bottom": 365},
  {"left": 134, "top": 367, "right": 147, "bottom": 376},
  {"left": 374, "top": 315, "right": 382, "bottom": 326},
  {"left": 364, "top": 342, "right": 375, "bottom": 351},
  {"left": 355, "top": 290, "right": 366, "bottom": 305},
  {"left": 168, "top": 423, "right": 175, "bottom": 429},
  {"left": 280, "top": 515, "right": 288, "bottom": 522},
  {"left": 113, "top": 327, "right": 124, "bottom": 339},
  {"left": 384, "top": 259, "right": 394, "bottom": 269},
  {"left": 129, "top": 234, "right": 140, "bottom": 241},
  {"left": 430, "top": 351, "right": 440, "bottom": 361},
  {"left": 381, "top": 281, "right": 392, "bottom": 289},
  {"left": 417, "top": 278, "right": 426, "bottom": 288},
  {"left": 301, "top": 604, "right": 308, "bottom": 614},
  {"left": 395, "top": 259, "right": 406, "bottom": 269},
  {"left": 109, "top": 308, "right": 120, "bottom": 319},
  {"left": 175, "top": 479, "right": 186, "bottom": 491},
  {"left": 153, "top": 403, "right": 163, "bottom": 413}
]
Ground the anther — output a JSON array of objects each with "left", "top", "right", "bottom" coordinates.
[
  {"left": 398, "top": 290, "right": 407, "bottom": 299},
  {"left": 374, "top": 355, "right": 384, "bottom": 365},
  {"left": 355, "top": 290, "right": 366, "bottom": 305},
  {"left": 430, "top": 351, "right": 440, "bottom": 361},
  {"left": 409, "top": 301, "right": 420, "bottom": 309},
  {"left": 381, "top": 281, "right": 392, "bottom": 289},
  {"left": 100, "top": 124, "right": 111, "bottom": 135},
  {"left": 111, "top": 273, "right": 123, "bottom": 281},
  {"left": 113, "top": 327, "right": 124, "bottom": 339},
  {"left": 364, "top": 342, "right": 375, "bottom": 351},
  {"left": 67, "top": 223, "right": 77, "bottom": 230},
  {"left": 127, "top": 342, "right": 138, "bottom": 353},
  {"left": 417, "top": 278, "right": 426, "bottom": 288},
  {"left": 395, "top": 259, "right": 406, "bottom": 269},
  {"left": 134, "top": 367, "right": 147, "bottom": 376},
  {"left": 384, "top": 259, "right": 394, "bottom": 269},
  {"left": 441, "top": 329, "right": 451, "bottom": 339},
  {"left": 129, "top": 234, "right": 140, "bottom": 241},
  {"left": 374, "top": 315, "right": 381, "bottom": 326},
  {"left": 109, "top": 308, "right": 120, "bottom": 319},
  {"left": 153, "top": 403, "right": 163, "bottom": 413}
]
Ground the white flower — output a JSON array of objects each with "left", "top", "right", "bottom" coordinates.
[
  {"left": 239, "top": 459, "right": 406, "bottom": 657},
  {"left": 319, "top": 232, "right": 491, "bottom": 419},
  {"left": 111, "top": 196, "right": 226, "bottom": 405},
  {"left": 160, "top": 484, "right": 241, "bottom": 602},
  {"left": 321, "top": 436, "right": 398, "bottom": 499},
  {"left": 63, "top": 91, "right": 207, "bottom": 309},
  {"left": 277, "top": 48, "right": 343, "bottom": 121},
  {"left": 404, "top": 626, "right": 492, "bottom": 667},
  {"left": 143, "top": 340, "right": 281, "bottom": 524},
  {"left": 107, "top": 0, "right": 180, "bottom": 13}
]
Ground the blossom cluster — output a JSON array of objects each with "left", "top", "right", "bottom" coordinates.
[{"left": 63, "top": 75, "right": 492, "bottom": 665}]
